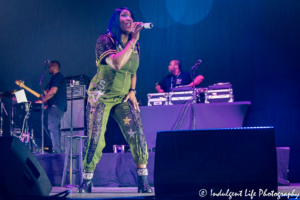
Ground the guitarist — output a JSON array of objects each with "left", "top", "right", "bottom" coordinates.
[{"left": 35, "top": 60, "right": 67, "bottom": 154}]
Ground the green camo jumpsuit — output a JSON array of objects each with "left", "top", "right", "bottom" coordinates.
[{"left": 82, "top": 33, "right": 148, "bottom": 172}]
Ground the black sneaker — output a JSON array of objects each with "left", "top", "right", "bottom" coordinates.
[
  {"left": 138, "top": 175, "right": 153, "bottom": 193},
  {"left": 137, "top": 168, "right": 153, "bottom": 193},
  {"left": 77, "top": 179, "right": 92, "bottom": 193}
]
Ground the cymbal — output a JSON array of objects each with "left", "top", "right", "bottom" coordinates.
[{"left": 0, "top": 90, "right": 16, "bottom": 99}]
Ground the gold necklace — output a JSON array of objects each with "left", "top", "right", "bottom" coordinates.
[{"left": 171, "top": 72, "right": 181, "bottom": 88}]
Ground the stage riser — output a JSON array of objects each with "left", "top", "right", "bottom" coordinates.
[
  {"left": 277, "top": 147, "right": 290, "bottom": 186},
  {"left": 36, "top": 149, "right": 288, "bottom": 187},
  {"left": 36, "top": 152, "right": 155, "bottom": 187}
]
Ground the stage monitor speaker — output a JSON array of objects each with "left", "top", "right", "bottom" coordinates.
[
  {"left": 154, "top": 127, "right": 278, "bottom": 199},
  {"left": 0, "top": 137, "right": 52, "bottom": 196},
  {"left": 61, "top": 98, "right": 86, "bottom": 129}
]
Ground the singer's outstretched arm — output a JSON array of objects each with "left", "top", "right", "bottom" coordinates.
[{"left": 106, "top": 22, "right": 143, "bottom": 70}]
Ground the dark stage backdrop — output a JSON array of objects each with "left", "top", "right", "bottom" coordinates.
[{"left": 0, "top": 0, "right": 300, "bottom": 181}]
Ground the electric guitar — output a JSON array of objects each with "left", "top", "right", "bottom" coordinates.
[
  {"left": 15, "top": 80, "right": 41, "bottom": 98},
  {"left": 15, "top": 80, "right": 48, "bottom": 109}
]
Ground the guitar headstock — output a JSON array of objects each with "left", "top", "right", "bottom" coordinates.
[{"left": 15, "top": 80, "right": 25, "bottom": 88}]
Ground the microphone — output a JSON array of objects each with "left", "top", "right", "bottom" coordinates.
[
  {"left": 191, "top": 60, "right": 202, "bottom": 70},
  {"left": 137, "top": 23, "right": 153, "bottom": 29},
  {"left": 196, "top": 60, "right": 202, "bottom": 65},
  {"left": 45, "top": 60, "right": 50, "bottom": 65}
]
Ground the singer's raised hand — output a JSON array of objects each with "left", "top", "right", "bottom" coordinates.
[{"left": 131, "top": 22, "right": 143, "bottom": 42}]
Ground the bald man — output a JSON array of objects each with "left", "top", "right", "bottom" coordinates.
[{"left": 156, "top": 60, "right": 204, "bottom": 93}]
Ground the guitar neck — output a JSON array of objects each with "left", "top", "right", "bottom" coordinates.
[{"left": 22, "top": 85, "right": 41, "bottom": 98}]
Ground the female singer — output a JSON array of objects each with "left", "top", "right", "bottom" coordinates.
[{"left": 77, "top": 7, "right": 152, "bottom": 193}]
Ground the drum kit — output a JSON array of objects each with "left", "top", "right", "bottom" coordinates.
[{"left": 0, "top": 89, "right": 41, "bottom": 152}]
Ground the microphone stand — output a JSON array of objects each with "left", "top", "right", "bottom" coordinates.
[
  {"left": 190, "top": 60, "right": 202, "bottom": 130},
  {"left": 0, "top": 100, "right": 3, "bottom": 137},
  {"left": 39, "top": 61, "right": 48, "bottom": 154},
  {"left": 191, "top": 66, "right": 196, "bottom": 130},
  {"left": 69, "top": 79, "right": 75, "bottom": 187}
]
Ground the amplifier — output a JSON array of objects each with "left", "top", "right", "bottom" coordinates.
[
  {"left": 147, "top": 93, "right": 168, "bottom": 106},
  {"left": 65, "top": 75, "right": 90, "bottom": 86},
  {"left": 67, "top": 85, "right": 87, "bottom": 99},
  {"left": 60, "top": 98, "right": 86, "bottom": 129}
]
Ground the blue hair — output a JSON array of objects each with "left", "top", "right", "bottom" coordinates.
[{"left": 107, "top": 7, "right": 135, "bottom": 48}]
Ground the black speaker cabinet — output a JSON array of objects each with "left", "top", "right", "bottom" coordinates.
[
  {"left": 154, "top": 127, "right": 278, "bottom": 199},
  {"left": 61, "top": 98, "right": 86, "bottom": 129},
  {"left": 0, "top": 137, "right": 52, "bottom": 196}
]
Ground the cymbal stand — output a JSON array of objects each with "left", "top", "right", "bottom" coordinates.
[
  {"left": 9, "top": 107, "right": 14, "bottom": 136},
  {"left": 19, "top": 102, "right": 41, "bottom": 153},
  {"left": 29, "top": 127, "right": 41, "bottom": 153},
  {"left": 0, "top": 99, "right": 8, "bottom": 136},
  {"left": 19, "top": 102, "right": 31, "bottom": 146}
]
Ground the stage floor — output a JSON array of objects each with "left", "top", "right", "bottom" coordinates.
[
  {"left": 50, "top": 187, "right": 155, "bottom": 199},
  {"left": 50, "top": 184, "right": 300, "bottom": 199}
]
